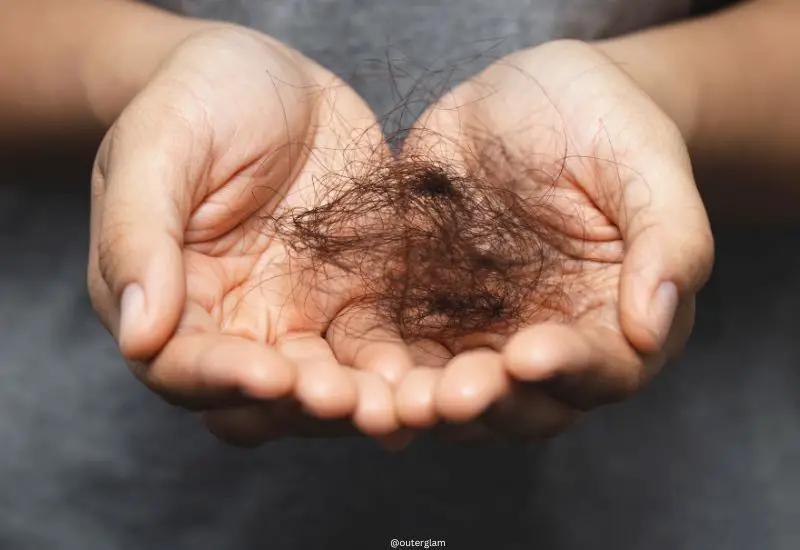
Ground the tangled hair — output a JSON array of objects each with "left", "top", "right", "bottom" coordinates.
[
  {"left": 268, "top": 140, "right": 576, "bottom": 344},
  {"left": 259, "top": 52, "right": 607, "bottom": 346}
]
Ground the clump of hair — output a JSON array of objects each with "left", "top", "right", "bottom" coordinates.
[{"left": 267, "top": 143, "right": 573, "bottom": 344}]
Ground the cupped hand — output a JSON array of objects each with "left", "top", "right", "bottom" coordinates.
[
  {"left": 88, "top": 25, "right": 415, "bottom": 446},
  {"left": 397, "top": 39, "right": 715, "bottom": 440}
]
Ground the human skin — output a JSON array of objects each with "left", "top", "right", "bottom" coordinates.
[
  {"left": 597, "top": 0, "right": 800, "bottom": 223},
  {"left": 87, "top": 28, "right": 447, "bottom": 444},
  {"left": 1, "top": 0, "right": 798, "bottom": 446},
  {"left": 395, "top": 0, "right": 800, "bottom": 439},
  {"left": 0, "top": 0, "right": 208, "bottom": 141},
  {"left": 3, "top": 0, "right": 415, "bottom": 444},
  {"left": 595, "top": 0, "right": 800, "bottom": 178},
  {"left": 397, "top": 40, "right": 713, "bottom": 439}
]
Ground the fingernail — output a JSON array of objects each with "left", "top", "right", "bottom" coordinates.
[
  {"left": 120, "top": 283, "right": 146, "bottom": 340},
  {"left": 650, "top": 281, "right": 678, "bottom": 348}
]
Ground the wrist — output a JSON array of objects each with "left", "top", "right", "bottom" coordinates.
[
  {"left": 82, "top": 3, "right": 218, "bottom": 127},
  {"left": 592, "top": 33, "right": 701, "bottom": 148}
]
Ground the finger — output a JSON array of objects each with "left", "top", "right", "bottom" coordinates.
[
  {"left": 326, "top": 311, "right": 414, "bottom": 438},
  {"left": 394, "top": 340, "right": 452, "bottom": 429},
  {"left": 326, "top": 309, "right": 415, "bottom": 386},
  {"left": 395, "top": 367, "right": 442, "bottom": 429},
  {"left": 450, "top": 332, "right": 507, "bottom": 355},
  {"left": 278, "top": 333, "right": 358, "bottom": 419},
  {"left": 202, "top": 399, "right": 361, "bottom": 447},
  {"left": 90, "top": 111, "right": 204, "bottom": 362},
  {"left": 138, "top": 327, "right": 296, "bottom": 411},
  {"left": 616, "top": 152, "right": 714, "bottom": 355},
  {"left": 663, "top": 296, "right": 696, "bottom": 360},
  {"left": 202, "top": 402, "right": 290, "bottom": 447},
  {"left": 351, "top": 370, "right": 400, "bottom": 436},
  {"left": 503, "top": 322, "right": 651, "bottom": 410},
  {"left": 434, "top": 349, "right": 510, "bottom": 423},
  {"left": 484, "top": 383, "right": 581, "bottom": 440}
]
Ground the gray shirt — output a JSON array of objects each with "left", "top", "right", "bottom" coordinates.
[
  {"left": 7, "top": 1, "right": 800, "bottom": 550},
  {"left": 156, "top": 0, "right": 692, "bottom": 120}
]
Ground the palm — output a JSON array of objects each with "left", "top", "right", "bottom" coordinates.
[
  {"left": 458, "top": 41, "right": 692, "bottom": 351},
  {"left": 409, "top": 44, "right": 666, "bottom": 341},
  {"left": 393, "top": 40, "right": 700, "bottom": 432},
  {"left": 177, "top": 91, "right": 373, "bottom": 353},
  {"left": 93, "top": 27, "right": 405, "bottom": 441}
]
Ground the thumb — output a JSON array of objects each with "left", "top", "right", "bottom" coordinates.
[
  {"left": 618, "top": 155, "right": 714, "bottom": 355},
  {"left": 90, "top": 111, "right": 205, "bottom": 362}
]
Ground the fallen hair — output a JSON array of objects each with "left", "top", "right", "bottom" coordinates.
[
  {"left": 267, "top": 142, "right": 576, "bottom": 345},
  {"left": 260, "top": 51, "right": 598, "bottom": 346}
]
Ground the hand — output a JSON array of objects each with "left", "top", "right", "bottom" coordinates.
[
  {"left": 396, "top": 39, "right": 715, "bottom": 441},
  {"left": 88, "top": 25, "right": 414, "bottom": 446}
]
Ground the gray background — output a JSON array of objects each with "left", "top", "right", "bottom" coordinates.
[{"left": 5, "top": 0, "right": 800, "bottom": 549}]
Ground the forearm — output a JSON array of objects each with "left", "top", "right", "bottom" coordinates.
[
  {"left": 0, "top": 0, "right": 211, "bottom": 142},
  {"left": 596, "top": 0, "right": 800, "bottom": 171}
]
